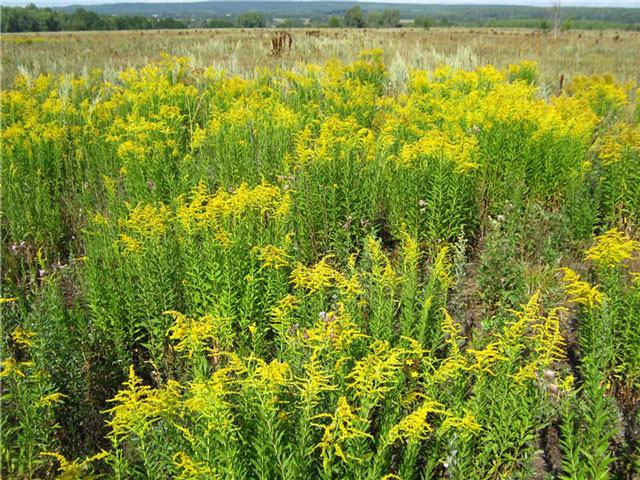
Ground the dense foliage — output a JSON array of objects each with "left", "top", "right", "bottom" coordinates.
[
  {"left": 0, "top": 4, "right": 186, "bottom": 33},
  {"left": 236, "top": 11, "right": 267, "bottom": 29},
  {"left": 1, "top": 51, "right": 640, "bottom": 479},
  {"left": 54, "top": 1, "right": 640, "bottom": 26},
  {"left": 2, "top": 2, "right": 638, "bottom": 32}
]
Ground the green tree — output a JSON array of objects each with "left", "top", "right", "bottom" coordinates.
[
  {"left": 344, "top": 5, "right": 364, "bottom": 28},
  {"left": 237, "top": 11, "right": 266, "bottom": 28},
  {"left": 415, "top": 15, "right": 433, "bottom": 29},
  {"left": 328, "top": 15, "right": 341, "bottom": 28},
  {"left": 382, "top": 8, "right": 401, "bottom": 28},
  {"left": 562, "top": 15, "right": 574, "bottom": 31},
  {"left": 367, "top": 11, "right": 383, "bottom": 28},
  {"left": 157, "top": 17, "right": 186, "bottom": 29},
  {"left": 281, "top": 18, "right": 304, "bottom": 28},
  {"left": 205, "top": 18, "right": 234, "bottom": 28},
  {"left": 540, "top": 19, "right": 551, "bottom": 34}
]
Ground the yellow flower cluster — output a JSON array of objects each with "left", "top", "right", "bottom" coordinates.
[
  {"left": 568, "top": 73, "right": 631, "bottom": 115},
  {"left": 106, "top": 366, "right": 182, "bottom": 440},
  {"left": 176, "top": 180, "right": 290, "bottom": 234},
  {"left": 348, "top": 340, "right": 413, "bottom": 400},
  {"left": 166, "top": 310, "right": 233, "bottom": 358},
  {"left": 2, "top": 37, "right": 59, "bottom": 44},
  {"left": 396, "top": 128, "right": 479, "bottom": 172},
  {"left": 434, "top": 293, "right": 570, "bottom": 390},
  {"left": 42, "top": 451, "right": 109, "bottom": 478},
  {"left": 271, "top": 294, "right": 300, "bottom": 327},
  {"left": 558, "top": 267, "right": 603, "bottom": 310},
  {"left": 439, "top": 410, "right": 483, "bottom": 438},
  {"left": 389, "top": 398, "right": 448, "bottom": 442},
  {"left": 173, "top": 452, "right": 218, "bottom": 480},
  {"left": 12, "top": 325, "right": 35, "bottom": 348},
  {"left": 507, "top": 301, "right": 567, "bottom": 385},
  {"left": 290, "top": 256, "right": 362, "bottom": 297},
  {"left": 111, "top": 180, "right": 290, "bottom": 254},
  {"left": 120, "top": 202, "right": 171, "bottom": 238},
  {"left": 585, "top": 228, "right": 639, "bottom": 268},
  {"left": 0, "top": 356, "right": 35, "bottom": 378},
  {"left": 300, "top": 303, "right": 368, "bottom": 352},
  {"left": 506, "top": 60, "right": 538, "bottom": 83},
  {"left": 297, "top": 352, "right": 336, "bottom": 407},
  {"left": 312, "top": 396, "right": 373, "bottom": 468},
  {"left": 245, "top": 358, "right": 292, "bottom": 393},
  {"left": 253, "top": 244, "right": 291, "bottom": 271}
]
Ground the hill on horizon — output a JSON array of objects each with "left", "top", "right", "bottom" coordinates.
[{"left": 45, "top": 1, "right": 640, "bottom": 24}]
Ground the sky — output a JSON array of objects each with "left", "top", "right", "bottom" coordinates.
[{"left": 2, "top": 0, "right": 638, "bottom": 7}]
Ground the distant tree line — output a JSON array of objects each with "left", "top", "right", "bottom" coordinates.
[
  {"left": 1, "top": 4, "right": 186, "bottom": 32},
  {"left": 2, "top": 3, "right": 637, "bottom": 33},
  {"left": 340, "top": 6, "right": 455, "bottom": 29}
]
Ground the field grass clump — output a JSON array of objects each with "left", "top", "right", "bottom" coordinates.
[{"left": 2, "top": 49, "right": 640, "bottom": 479}]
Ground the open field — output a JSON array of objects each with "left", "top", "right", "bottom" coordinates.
[
  {"left": 2, "top": 28, "right": 640, "bottom": 479},
  {"left": 2, "top": 27, "right": 640, "bottom": 89}
]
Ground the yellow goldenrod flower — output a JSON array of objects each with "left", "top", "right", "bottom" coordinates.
[
  {"left": 348, "top": 340, "right": 406, "bottom": 401},
  {"left": 560, "top": 375, "right": 575, "bottom": 393},
  {"left": 389, "top": 398, "right": 449, "bottom": 442},
  {"left": 271, "top": 294, "right": 300, "bottom": 326},
  {"left": 183, "top": 370, "right": 237, "bottom": 435},
  {"left": 464, "top": 341, "right": 507, "bottom": 375},
  {"left": 302, "top": 304, "right": 368, "bottom": 352},
  {"left": 120, "top": 202, "right": 171, "bottom": 238},
  {"left": 116, "top": 234, "right": 143, "bottom": 255},
  {"left": 38, "top": 392, "right": 68, "bottom": 407},
  {"left": 106, "top": 366, "right": 182, "bottom": 439},
  {"left": 173, "top": 452, "right": 218, "bottom": 480},
  {"left": 312, "top": 396, "right": 373, "bottom": 469},
  {"left": 247, "top": 358, "right": 292, "bottom": 392},
  {"left": 42, "top": 450, "right": 109, "bottom": 477},
  {"left": 297, "top": 351, "right": 336, "bottom": 407},
  {"left": 597, "top": 131, "right": 625, "bottom": 166},
  {"left": 585, "top": 228, "right": 639, "bottom": 268},
  {"left": 441, "top": 308, "right": 462, "bottom": 353},
  {"left": 176, "top": 180, "right": 288, "bottom": 234},
  {"left": 166, "top": 311, "right": 233, "bottom": 358},
  {"left": 253, "top": 244, "right": 291, "bottom": 271},
  {"left": 12, "top": 326, "right": 35, "bottom": 348},
  {"left": 1, "top": 357, "right": 26, "bottom": 377},
  {"left": 439, "top": 409, "right": 482, "bottom": 438},
  {"left": 557, "top": 267, "right": 603, "bottom": 310},
  {"left": 290, "top": 256, "right": 348, "bottom": 294}
]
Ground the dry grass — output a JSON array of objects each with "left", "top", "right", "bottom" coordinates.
[{"left": 2, "top": 27, "right": 639, "bottom": 89}]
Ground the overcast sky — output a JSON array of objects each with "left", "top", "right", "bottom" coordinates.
[{"left": 2, "top": 0, "right": 638, "bottom": 8}]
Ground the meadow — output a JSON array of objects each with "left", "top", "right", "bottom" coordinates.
[
  {"left": 1, "top": 28, "right": 640, "bottom": 479},
  {"left": 2, "top": 27, "right": 640, "bottom": 89}
]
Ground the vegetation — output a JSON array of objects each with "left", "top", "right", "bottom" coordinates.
[
  {"left": 237, "top": 11, "right": 267, "bottom": 29},
  {"left": 366, "top": 9, "right": 401, "bottom": 28},
  {"left": 1, "top": 4, "right": 186, "bottom": 33},
  {"left": 414, "top": 16, "right": 434, "bottom": 30},
  {"left": 3, "top": 29, "right": 639, "bottom": 93},
  {"left": 344, "top": 5, "right": 365, "bottom": 28},
  {"left": 2, "top": 40, "right": 640, "bottom": 479},
  {"left": 1, "top": 2, "right": 638, "bottom": 32}
]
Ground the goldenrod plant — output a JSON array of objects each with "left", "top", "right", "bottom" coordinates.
[{"left": 2, "top": 50, "right": 640, "bottom": 478}]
